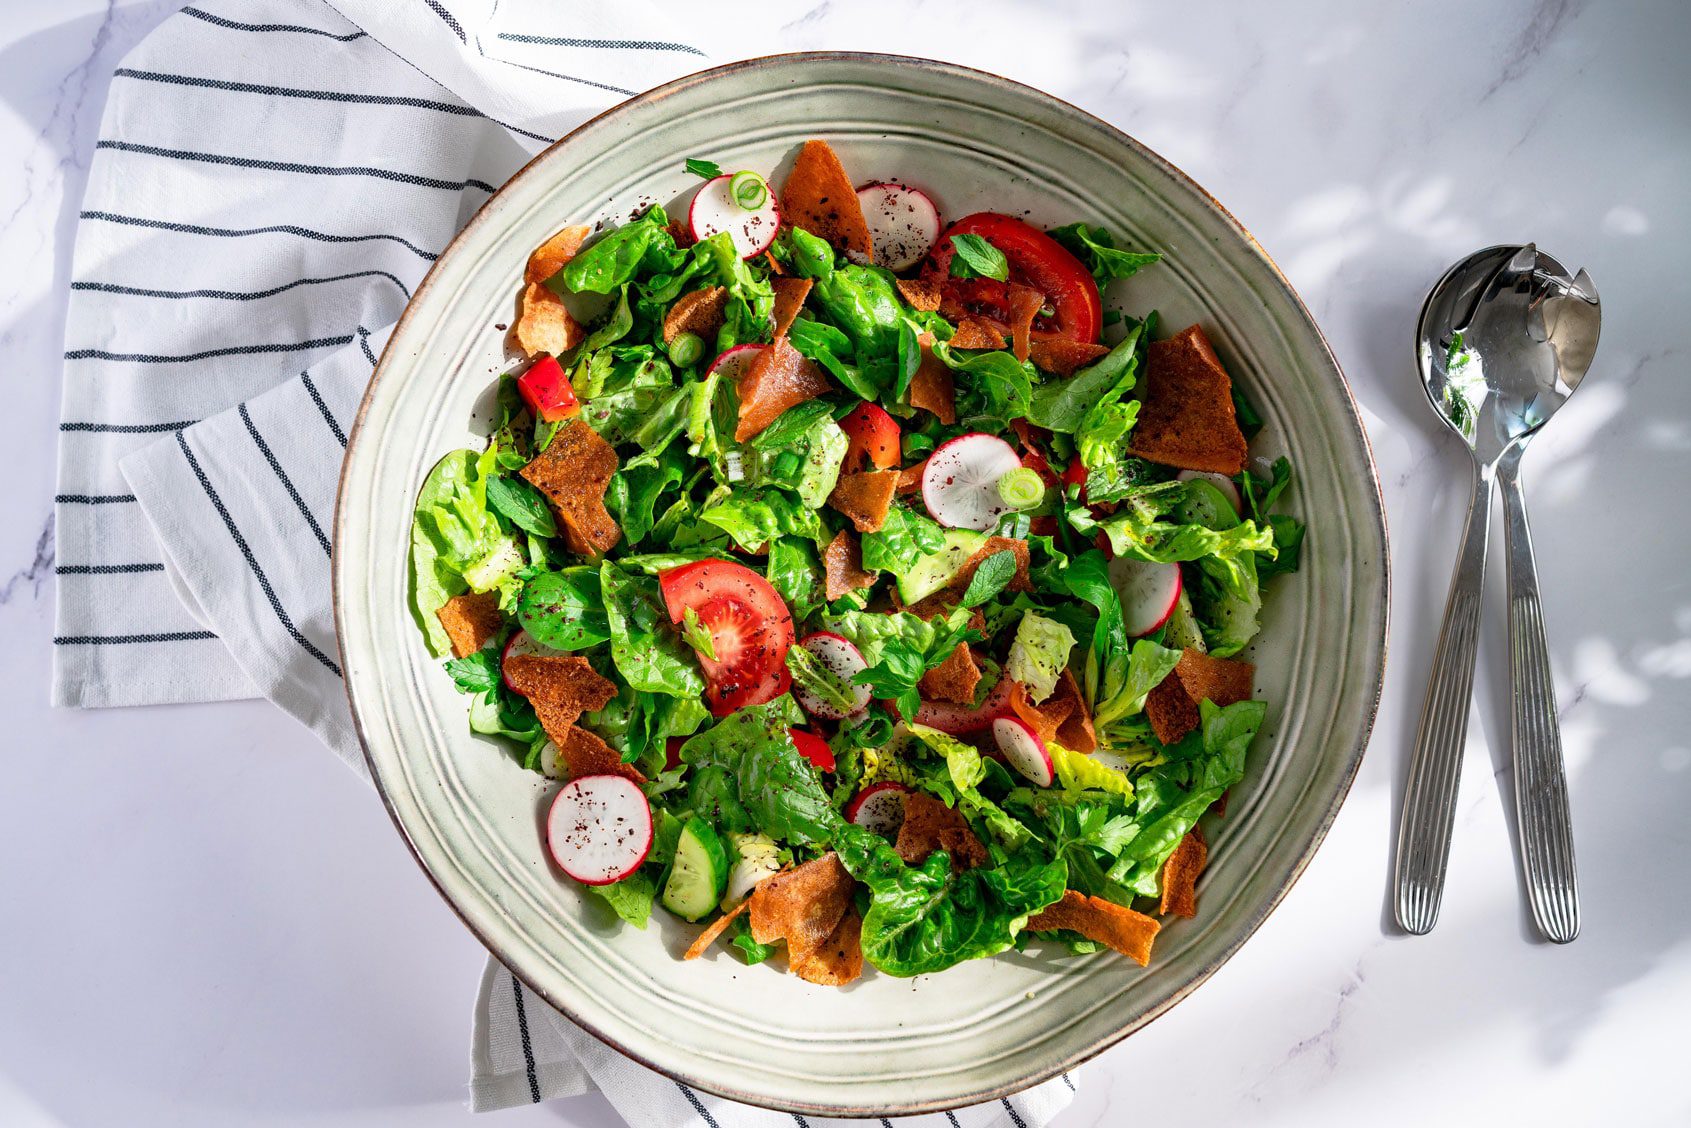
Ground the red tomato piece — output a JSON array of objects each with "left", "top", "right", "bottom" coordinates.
[
  {"left": 516, "top": 355, "right": 580, "bottom": 422},
  {"left": 789, "top": 728, "right": 836, "bottom": 772},
  {"left": 923, "top": 213, "right": 1102, "bottom": 343},
  {"left": 664, "top": 736, "right": 687, "bottom": 771},
  {"left": 839, "top": 401, "right": 902, "bottom": 472},
  {"left": 1009, "top": 419, "right": 1059, "bottom": 485},
  {"left": 1063, "top": 453, "right": 1088, "bottom": 501},
  {"left": 658, "top": 560, "right": 795, "bottom": 716}
]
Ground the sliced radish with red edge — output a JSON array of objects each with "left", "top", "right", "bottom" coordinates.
[
  {"left": 922, "top": 433, "right": 1023, "bottom": 530},
  {"left": 914, "top": 675, "right": 1016, "bottom": 734},
  {"left": 1176, "top": 470, "right": 1242, "bottom": 515},
  {"left": 706, "top": 343, "right": 762, "bottom": 383},
  {"left": 546, "top": 774, "right": 652, "bottom": 886},
  {"left": 501, "top": 629, "right": 565, "bottom": 691},
  {"left": 855, "top": 182, "right": 940, "bottom": 272},
  {"left": 791, "top": 631, "right": 871, "bottom": 720},
  {"left": 992, "top": 716, "right": 1055, "bottom": 787},
  {"left": 845, "top": 781, "right": 913, "bottom": 836},
  {"left": 689, "top": 174, "right": 780, "bottom": 258},
  {"left": 1110, "top": 556, "right": 1182, "bottom": 637}
]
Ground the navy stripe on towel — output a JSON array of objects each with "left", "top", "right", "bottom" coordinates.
[
  {"left": 94, "top": 140, "right": 498, "bottom": 194},
  {"left": 79, "top": 209, "right": 437, "bottom": 260}
]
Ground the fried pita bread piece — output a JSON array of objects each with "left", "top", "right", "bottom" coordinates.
[
  {"left": 779, "top": 140, "right": 875, "bottom": 262},
  {"left": 822, "top": 530, "right": 876, "bottom": 602},
  {"left": 896, "top": 459, "right": 927, "bottom": 495},
  {"left": 749, "top": 853, "right": 859, "bottom": 978},
  {"left": 909, "top": 334, "right": 956, "bottom": 424},
  {"left": 770, "top": 276, "right": 813, "bottom": 338},
  {"left": 515, "top": 283, "right": 584, "bottom": 358},
  {"left": 1144, "top": 648, "right": 1256, "bottom": 745},
  {"left": 683, "top": 899, "right": 750, "bottom": 961},
  {"left": 895, "top": 792, "right": 988, "bottom": 871},
  {"left": 554, "top": 723, "right": 645, "bottom": 784},
  {"left": 1007, "top": 283, "right": 1044, "bottom": 363},
  {"left": 503, "top": 653, "right": 617, "bottom": 716},
  {"left": 662, "top": 285, "right": 727, "bottom": 344},
  {"left": 895, "top": 277, "right": 943, "bottom": 312},
  {"left": 1029, "top": 891, "right": 1160, "bottom": 965},
  {"left": 789, "top": 909, "right": 864, "bottom": 986},
  {"left": 827, "top": 470, "right": 900, "bottom": 533},
  {"left": 918, "top": 643, "right": 982, "bottom": 706},
  {"left": 948, "top": 537, "right": 1032, "bottom": 598},
  {"left": 519, "top": 420, "right": 622, "bottom": 556},
  {"left": 735, "top": 336, "right": 831, "bottom": 442},
  {"left": 525, "top": 224, "right": 591, "bottom": 285},
  {"left": 949, "top": 317, "right": 1008, "bottom": 350},
  {"left": 1159, "top": 828, "right": 1207, "bottom": 918},
  {"left": 436, "top": 591, "right": 503, "bottom": 658},
  {"left": 1028, "top": 336, "right": 1110, "bottom": 376},
  {"left": 1008, "top": 670, "right": 1096, "bottom": 753},
  {"left": 1127, "top": 324, "right": 1249, "bottom": 475},
  {"left": 665, "top": 218, "right": 696, "bottom": 249}
]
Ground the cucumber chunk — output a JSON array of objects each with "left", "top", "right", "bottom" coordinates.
[
  {"left": 894, "top": 529, "right": 988, "bottom": 604},
  {"left": 661, "top": 817, "right": 729, "bottom": 922}
]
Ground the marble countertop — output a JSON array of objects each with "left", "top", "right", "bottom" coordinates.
[{"left": 3, "top": 1, "right": 1687, "bottom": 1124}]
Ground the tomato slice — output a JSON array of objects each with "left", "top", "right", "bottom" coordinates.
[
  {"left": 839, "top": 401, "right": 902, "bottom": 471},
  {"left": 789, "top": 728, "right": 835, "bottom": 772},
  {"left": 923, "top": 213, "right": 1102, "bottom": 343},
  {"left": 659, "top": 560, "right": 795, "bottom": 715},
  {"left": 516, "top": 355, "right": 580, "bottom": 422}
]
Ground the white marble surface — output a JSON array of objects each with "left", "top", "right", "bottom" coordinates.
[{"left": 4, "top": 1, "right": 1689, "bottom": 1124}]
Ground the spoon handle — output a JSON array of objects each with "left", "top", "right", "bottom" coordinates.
[
  {"left": 1497, "top": 447, "right": 1580, "bottom": 942},
  {"left": 1395, "top": 460, "right": 1495, "bottom": 934}
]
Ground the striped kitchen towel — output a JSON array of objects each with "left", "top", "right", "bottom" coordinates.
[{"left": 53, "top": 0, "right": 1077, "bottom": 1124}]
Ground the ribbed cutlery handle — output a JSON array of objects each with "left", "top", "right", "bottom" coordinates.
[
  {"left": 1497, "top": 449, "right": 1580, "bottom": 942},
  {"left": 1395, "top": 461, "right": 1495, "bottom": 935}
]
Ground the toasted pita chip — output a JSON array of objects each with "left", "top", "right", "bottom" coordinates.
[
  {"left": 1159, "top": 828, "right": 1207, "bottom": 918},
  {"left": 949, "top": 318, "right": 1007, "bottom": 350},
  {"left": 1007, "top": 283, "right": 1043, "bottom": 363},
  {"left": 1144, "top": 648, "right": 1256, "bottom": 745},
  {"left": 1009, "top": 679, "right": 1073, "bottom": 746},
  {"left": 919, "top": 644, "right": 982, "bottom": 706},
  {"left": 789, "top": 909, "right": 864, "bottom": 986},
  {"left": 503, "top": 654, "right": 617, "bottom": 716},
  {"left": 896, "top": 459, "right": 927, "bottom": 495},
  {"left": 683, "top": 900, "right": 750, "bottom": 961},
  {"left": 895, "top": 278, "right": 943, "bottom": 312},
  {"left": 948, "top": 537, "right": 1031, "bottom": 598},
  {"left": 1028, "top": 890, "right": 1161, "bottom": 966},
  {"left": 519, "top": 420, "right": 621, "bottom": 556},
  {"left": 526, "top": 224, "right": 591, "bottom": 285},
  {"left": 896, "top": 792, "right": 988, "bottom": 871},
  {"left": 779, "top": 140, "right": 874, "bottom": 262},
  {"left": 770, "top": 276, "right": 813, "bottom": 338},
  {"left": 1028, "top": 336, "right": 1110, "bottom": 376},
  {"left": 748, "top": 853, "right": 857, "bottom": 960},
  {"left": 909, "top": 334, "right": 956, "bottom": 424},
  {"left": 556, "top": 723, "right": 644, "bottom": 784},
  {"left": 822, "top": 530, "right": 876, "bottom": 602},
  {"left": 662, "top": 286, "right": 728, "bottom": 344},
  {"left": 1127, "top": 324, "right": 1249, "bottom": 475},
  {"left": 515, "top": 283, "right": 584, "bottom": 358},
  {"left": 735, "top": 335, "right": 832, "bottom": 442},
  {"left": 827, "top": 470, "right": 900, "bottom": 533},
  {"left": 1051, "top": 669, "right": 1097, "bottom": 753},
  {"left": 665, "top": 218, "right": 696, "bottom": 249},
  {"left": 436, "top": 591, "right": 503, "bottom": 658}
]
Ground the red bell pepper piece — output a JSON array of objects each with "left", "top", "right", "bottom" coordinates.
[{"left": 517, "top": 355, "right": 580, "bottom": 422}]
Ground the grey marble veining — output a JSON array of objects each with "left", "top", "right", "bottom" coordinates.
[{"left": 2, "top": 1, "right": 1688, "bottom": 1125}]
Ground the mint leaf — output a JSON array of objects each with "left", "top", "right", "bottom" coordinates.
[
  {"left": 684, "top": 157, "right": 722, "bottom": 179},
  {"left": 948, "top": 233, "right": 1009, "bottom": 281},
  {"left": 959, "top": 549, "right": 1017, "bottom": 609}
]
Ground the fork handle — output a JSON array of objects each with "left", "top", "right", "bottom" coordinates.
[
  {"left": 1395, "top": 459, "right": 1495, "bottom": 934},
  {"left": 1497, "top": 446, "right": 1580, "bottom": 942}
]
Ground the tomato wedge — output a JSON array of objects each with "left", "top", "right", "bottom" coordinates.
[
  {"left": 789, "top": 728, "right": 836, "bottom": 772},
  {"left": 923, "top": 213, "right": 1102, "bottom": 343},
  {"left": 659, "top": 560, "right": 795, "bottom": 715},
  {"left": 839, "top": 401, "right": 902, "bottom": 471}
]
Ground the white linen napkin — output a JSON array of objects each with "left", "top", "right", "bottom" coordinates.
[{"left": 54, "top": 1, "right": 1077, "bottom": 1122}]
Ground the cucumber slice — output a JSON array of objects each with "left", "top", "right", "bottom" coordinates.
[
  {"left": 895, "top": 529, "right": 988, "bottom": 604},
  {"left": 1171, "top": 479, "right": 1241, "bottom": 531},
  {"left": 661, "top": 817, "right": 729, "bottom": 922}
]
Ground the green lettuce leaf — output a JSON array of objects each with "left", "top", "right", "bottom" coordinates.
[
  {"left": 557, "top": 205, "right": 672, "bottom": 294},
  {"left": 698, "top": 486, "right": 827, "bottom": 552},
  {"left": 1004, "top": 611, "right": 1077, "bottom": 703},
  {"left": 680, "top": 696, "right": 839, "bottom": 845},
  {"left": 598, "top": 560, "right": 705, "bottom": 697},
  {"left": 1048, "top": 222, "right": 1161, "bottom": 287},
  {"left": 516, "top": 567, "right": 610, "bottom": 650}
]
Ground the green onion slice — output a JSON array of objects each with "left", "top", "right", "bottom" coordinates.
[
  {"left": 997, "top": 467, "right": 1045, "bottom": 510},
  {"left": 668, "top": 331, "right": 705, "bottom": 369},
  {"left": 729, "top": 170, "right": 768, "bottom": 211}
]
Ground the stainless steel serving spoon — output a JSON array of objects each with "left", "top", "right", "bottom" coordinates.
[{"left": 1395, "top": 244, "right": 1601, "bottom": 943}]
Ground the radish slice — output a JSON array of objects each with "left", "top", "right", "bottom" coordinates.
[
  {"left": 1110, "top": 556, "right": 1183, "bottom": 637},
  {"left": 845, "top": 781, "right": 913, "bottom": 836},
  {"left": 1176, "top": 470, "right": 1242, "bottom": 515},
  {"left": 922, "top": 433, "right": 1023, "bottom": 530},
  {"left": 689, "top": 173, "right": 780, "bottom": 258},
  {"left": 993, "top": 716, "right": 1055, "bottom": 787},
  {"left": 791, "top": 631, "right": 871, "bottom": 720},
  {"left": 855, "top": 182, "right": 940, "bottom": 271},
  {"left": 546, "top": 774, "right": 653, "bottom": 886},
  {"left": 706, "top": 343, "right": 762, "bottom": 382},
  {"left": 915, "top": 675, "right": 1016, "bottom": 734},
  {"left": 501, "top": 629, "right": 565, "bottom": 691}
]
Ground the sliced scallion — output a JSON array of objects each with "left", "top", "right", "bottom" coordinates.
[
  {"left": 729, "top": 170, "right": 768, "bottom": 211},
  {"left": 996, "top": 466, "right": 1045, "bottom": 510},
  {"left": 668, "top": 331, "right": 704, "bottom": 369}
]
